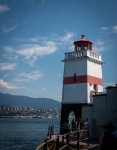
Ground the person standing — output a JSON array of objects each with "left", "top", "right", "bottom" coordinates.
[
  {"left": 83, "top": 118, "right": 89, "bottom": 130},
  {"left": 66, "top": 119, "right": 71, "bottom": 133},
  {"left": 82, "top": 118, "right": 89, "bottom": 139},
  {"left": 71, "top": 119, "right": 77, "bottom": 132}
]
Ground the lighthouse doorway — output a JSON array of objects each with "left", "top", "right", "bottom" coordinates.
[
  {"left": 68, "top": 111, "right": 75, "bottom": 122},
  {"left": 60, "top": 103, "right": 84, "bottom": 134}
]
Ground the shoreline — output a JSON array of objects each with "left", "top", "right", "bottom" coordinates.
[{"left": 0, "top": 116, "right": 60, "bottom": 118}]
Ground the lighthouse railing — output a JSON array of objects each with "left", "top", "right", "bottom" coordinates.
[
  {"left": 36, "top": 129, "right": 90, "bottom": 150},
  {"left": 64, "top": 50, "right": 102, "bottom": 62},
  {"left": 65, "top": 51, "right": 84, "bottom": 59}
]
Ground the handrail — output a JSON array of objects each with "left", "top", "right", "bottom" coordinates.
[{"left": 36, "top": 129, "right": 89, "bottom": 150}]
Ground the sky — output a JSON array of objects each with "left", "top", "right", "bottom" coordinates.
[{"left": 0, "top": 0, "right": 117, "bottom": 102}]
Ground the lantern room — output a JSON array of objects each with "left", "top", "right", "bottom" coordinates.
[{"left": 74, "top": 35, "right": 92, "bottom": 51}]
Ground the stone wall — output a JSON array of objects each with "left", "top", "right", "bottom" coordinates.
[{"left": 82, "top": 85, "right": 117, "bottom": 139}]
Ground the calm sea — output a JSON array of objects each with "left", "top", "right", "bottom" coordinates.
[{"left": 0, "top": 118, "right": 60, "bottom": 150}]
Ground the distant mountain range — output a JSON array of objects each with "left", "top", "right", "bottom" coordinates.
[{"left": 0, "top": 93, "right": 61, "bottom": 109}]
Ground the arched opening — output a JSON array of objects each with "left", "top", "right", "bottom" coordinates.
[
  {"left": 68, "top": 111, "right": 75, "bottom": 123},
  {"left": 60, "top": 104, "right": 83, "bottom": 134},
  {"left": 68, "top": 111, "right": 79, "bottom": 132}
]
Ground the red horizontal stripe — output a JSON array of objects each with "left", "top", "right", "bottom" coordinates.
[{"left": 63, "top": 75, "right": 102, "bottom": 85}]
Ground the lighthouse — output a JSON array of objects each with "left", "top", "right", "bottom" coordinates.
[{"left": 60, "top": 35, "right": 104, "bottom": 133}]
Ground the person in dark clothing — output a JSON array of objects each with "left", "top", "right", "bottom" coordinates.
[
  {"left": 71, "top": 119, "right": 77, "bottom": 131},
  {"left": 83, "top": 118, "right": 89, "bottom": 130},
  {"left": 97, "top": 122, "right": 117, "bottom": 150}
]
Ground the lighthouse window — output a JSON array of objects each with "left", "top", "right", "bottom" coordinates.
[
  {"left": 74, "top": 73, "right": 76, "bottom": 81},
  {"left": 79, "top": 47, "right": 81, "bottom": 50},
  {"left": 94, "top": 84, "right": 97, "bottom": 91}
]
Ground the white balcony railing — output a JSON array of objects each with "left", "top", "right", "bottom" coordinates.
[{"left": 64, "top": 50, "right": 102, "bottom": 61}]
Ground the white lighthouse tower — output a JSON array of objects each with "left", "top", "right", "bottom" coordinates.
[{"left": 60, "top": 35, "right": 104, "bottom": 133}]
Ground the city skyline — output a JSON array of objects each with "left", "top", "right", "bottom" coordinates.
[{"left": 0, "top": 0, "right": 117, "bottom": 101}]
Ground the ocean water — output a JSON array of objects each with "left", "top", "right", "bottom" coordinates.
[{"left": 0, "top": 118, "right": 60, "bottom": 150}]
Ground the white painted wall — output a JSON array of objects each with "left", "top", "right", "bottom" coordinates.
[
  {"left": 87, "top": 84, "right": 103, "bottom": 103},
  {"left": 97, "top": 85, "right": 103, "bottom": 92},
  {"left": 64, "top": 58, "right": 103, "bottom": 79},
  {"left": 62, "top": 50, "right": 103, "bottom": 104},
  {"left": 62, "top": 83, "right": 87, "bottom": 103},
  {"left": 86, "top": 50, "right": 102, "bottom": 61},
  {"left": 87, "top": 60, "right": 102, "bottom": 78},
  {"left": 64, "top": 59, "right": 87, "bottom": 77}
]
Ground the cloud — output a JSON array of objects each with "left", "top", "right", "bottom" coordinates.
[
  {"left": 0, "top": 63, "right": 16, "bottom": 70},
  {"left": 54, "top": 31, "right": 75, "bottom": 51},
  {"left": 2, "top": 24, "right": 17, "bottom": 33},
  {"left": 0, "top": 4, "right": 10, "bottom": 13},
  {"left": 93, "top": 39, "right": 105, "bottom": 52},
  {"left": 57, "top": 73, "right": 62, "bottom": 78},
  {"left": 42, "top": 87, "right": 47, "bottom": 90},
  {"left": 3, "top": 46, "right": 15, "bottom": 53},
  {"left": 29, "top": 36, "right": 47, "bottom": 43},
  {"left": 100, "top": 25, "right": 117, "bottom": 34},
  {"left": 18, "top": 31, "right": 74, "bottom": 46},
  {"left": 104, "top": 82, "right": 116, "bottom": 87},
  {"left": 18, "top": 41, "right": 57, "bottom": 56},
  {"left": 100, "top": 26, "right": 110, "bottom": 31},
  {"left": 103, "top": 82, "right": 117, "bottom": 91},
  {"left": 0, "top": 79, "right": 20, "bottom": 90},
  {"left": 60, "top": 31, "right": 74, "bottom": 43},
  {"left": 3, "top": 31, "right": 74, "bottom": 66},
  {"left": 17, "top": 41, "right": 57, "bottom": 65},
  {"left": 112, "top": 26, "right": 117, "bottom": 33},
  {"left": 16, "top": 71, "right": 42, "bottom": 82},
  {"left": 2, "top": 46, "right": 18, "bottom": 62}
]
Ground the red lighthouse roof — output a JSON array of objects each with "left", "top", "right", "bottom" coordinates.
[{"left": 74, "top": 35, "right": 92, "bottom": 51}]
